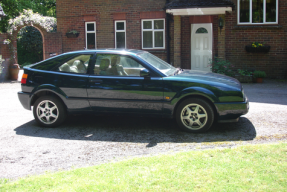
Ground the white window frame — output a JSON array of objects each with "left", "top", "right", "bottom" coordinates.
[
  {"left": 141, "top": 19, "right": 165, "bottom": 49},
  {"left": 115, "top": 20, "right": 126, "bottom": 49},
  {"left": 85, "top": 22, "right": 97, "bottom": 49},
  {"left": 237, "top": 0, "right": 278, "bottom": 25}
]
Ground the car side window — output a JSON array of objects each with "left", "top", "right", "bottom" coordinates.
[
  {"left": 31, "top": 53, "right": 78, "bottom": 71},
  {"left": 56, "top": 54, "right": 93, "bottom": 74},
  {"left": 94, "top": 54, "right": 145, "bottom": 76}
]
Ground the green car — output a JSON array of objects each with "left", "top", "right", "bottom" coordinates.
[{"left": 18, "top": 49, "right": 249, "bottom": 133}]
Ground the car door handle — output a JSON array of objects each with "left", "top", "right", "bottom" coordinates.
[{"left": 90, "top": 79, "right": 103, "bottom": 84}]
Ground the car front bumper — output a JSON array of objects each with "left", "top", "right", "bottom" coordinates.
[
  {"left": 215, "top": 96, "right": 249, "bottom": 122},
  {"left": 18, "top": 91, "right": 31, "bottom": 110}
]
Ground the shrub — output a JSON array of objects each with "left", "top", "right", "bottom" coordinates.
[
  {"left": 17, "top": 26, "right": 43, "bottom": 65},
  {"left": 253, "top": 71, "right": 266, "bottom": 78},
  {"left": 237, "top": 69, "right": 253, "bottom": 76},
  {"left": 209, "top": 57, "right": 235, "bottom": 77}
]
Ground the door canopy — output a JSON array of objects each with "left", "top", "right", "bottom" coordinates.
[{"left": 165, "top": 0, "right": 234, "bottom": 15}]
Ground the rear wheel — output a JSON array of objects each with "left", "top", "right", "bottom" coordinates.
[
  {"left": 176, "top": 98, "right": 214, "bottom": 133},
  {"left": 33, "top": 96, "right": 67, "bottom": 127}
]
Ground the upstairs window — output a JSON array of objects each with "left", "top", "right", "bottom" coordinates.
[
  {"left": 85, "top": 22, "right": 96, "bottom": 49},
  {"left": 238, "top": 0, "right": 278, "bottom": 24},
  {"left": 115, "top": 21, "right": 126, "bottom": 49},
  {"left": 142, "top": 19, "right": 165, "bottom": 49}
]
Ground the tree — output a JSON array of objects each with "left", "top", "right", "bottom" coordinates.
[{"left": 0, "top": 0, "right": 56, "bottom": 33}]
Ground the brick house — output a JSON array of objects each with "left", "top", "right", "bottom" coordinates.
[
  {"left": 1, "top": 0, "right": 286, "bottom": 78},
  {"left": 56, "top": 0, "right": 286, "bottom": 78}
]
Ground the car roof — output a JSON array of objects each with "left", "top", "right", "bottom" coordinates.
[{"left": 64, "top": 49, "right": 147, "bottom": 57}]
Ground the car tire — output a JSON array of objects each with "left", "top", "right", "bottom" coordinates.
[
  {"left": 176, "top": 98, "right": 214, "bottom": 133},
  {"left": 33, "top": 96, "right": 67, "bottom": 127}
]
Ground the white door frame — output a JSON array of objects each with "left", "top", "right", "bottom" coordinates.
[{"left": 190, "top": 23, "right": 213, "bottom": 72}]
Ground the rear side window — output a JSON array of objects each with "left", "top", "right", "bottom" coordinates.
[
  {"left": 56, "top": 54, "right": 93, "bottom": 74},
  {"left": 31, "top": 53, "right": 77, "bottom": 71}
]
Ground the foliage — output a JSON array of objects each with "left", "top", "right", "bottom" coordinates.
[
  {"left": 0, "top": 0, "right": 56, "bottom": 33},
  {"left": 1, "top": 143, "right": 287, "bottom": 191},
  {"left": 252, "top": 42, "right": 264, "bottom": 48},
  {"left": 7, "top": 9, "right": 56, "bottom": 34},
  {"left": 17, "top": 26, "right": 43, "bottom": 66},
  {"left": 3, "top": 39, "right": 11, "bottom": 44},
  {"left": 209, "top": 57, "right": 235, "bottom": 77},
  {"left": 254, "top": 70, "right": 266, "bottom": 78},
  {"left": 3, "top": 9, "right": 56, "bottom": 63},
  {"left": 237, "top": 69, "right": 253, "bottom": 76},
  {"left": 67, "top": 29, "right": 79, "bottom": 34}
]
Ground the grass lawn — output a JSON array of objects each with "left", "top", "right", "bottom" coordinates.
[{"left": 1, "top": 143, "right": 287, "bottom": 192}]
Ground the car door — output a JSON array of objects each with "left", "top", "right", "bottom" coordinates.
[
  {"left": 87, "top": 53, "right": 163, "bottom": 114},
  {"left": 52, "top": 53, "right": 95, "bottom": 111}
]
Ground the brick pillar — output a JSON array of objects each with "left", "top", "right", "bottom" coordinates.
[
  {"left": 174, "top": 16, "right": 181, "bottom": 67},
  {"left": 218, "top": 14, "right": 225, "bottom": 60}
]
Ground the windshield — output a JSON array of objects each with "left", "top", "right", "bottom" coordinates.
[{"left": 138, "top": 52, "right": 177, "bottom": 76}]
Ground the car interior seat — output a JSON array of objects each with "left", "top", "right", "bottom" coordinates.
[
  {"left": 74, "top": 60, "right": 87, "bottom": 73},
  {"left": 109, "top": 55, "right": 128, "bottom": 76},
  {"left": 99, "top": 59, "right": 110, "bottom": 75},
  {"left": 59, "top": 63, "right": 70, "bottom": 72},
  {"left": 109, "top": 55, "right": 120, "bottom": 76},
  {"left": 69, "top": 60, "right": 80, "bottom": 73}
]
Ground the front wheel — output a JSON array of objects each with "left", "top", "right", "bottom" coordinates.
[
  {"left": 176, "top": 98, "right": 214, "bottom": 133},
  {"left": 33, "top": 96, "right": 67, "bottom": 127}
]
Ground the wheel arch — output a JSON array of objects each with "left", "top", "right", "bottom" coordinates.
[
  {"left": 30, "top": 89, "right": 67, "bottom": 110},
  {"left": 172, "top": 94, "right": 219, "bottom": 121}
]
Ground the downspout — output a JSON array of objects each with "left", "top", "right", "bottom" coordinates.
[{"left": 165, "top": 0, "right": 171, "bottom": 64}]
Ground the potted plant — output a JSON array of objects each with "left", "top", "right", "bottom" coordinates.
[
  {"left": 3, "top": 38, "right": 20, "bottom": 80},
  {"left": 253, "top": 70, "right": 266, "bottom": 83},
  {"left": 245, "top": 42, "right": 270, "bottom": 53},
  {"left": 235, "top": 69, "right": 253, "bottom": 83},
  {"left": 66, "top": 30, "right": 79, "bottom": 38}
]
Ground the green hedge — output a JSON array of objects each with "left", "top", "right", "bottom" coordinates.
[{"left": 17, "top": 26, "right": 43, "bottom": 66}]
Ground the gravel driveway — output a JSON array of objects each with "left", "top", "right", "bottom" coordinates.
[{"left": 0, "top": 79, "right": 286, "bottom": 179}]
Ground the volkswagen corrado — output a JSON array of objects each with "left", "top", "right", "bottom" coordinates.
[{"left": 18, "top": 49, "right": 249, "bottom": 133}]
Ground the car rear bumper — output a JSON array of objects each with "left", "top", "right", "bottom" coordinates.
[
  {"left": 18, "top": 91, "right": 31, "bottom": 110},
  {"left": 215, "top": 96, "right": 249, "bottom": 122}
]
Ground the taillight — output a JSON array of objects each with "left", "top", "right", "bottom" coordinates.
[{"left": 21, "top": 74, "right": 28, "bottom": 84}]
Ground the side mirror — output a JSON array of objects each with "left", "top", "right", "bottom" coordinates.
[{"left": 140, "top": 68, "right": 150, "bottom": 78}]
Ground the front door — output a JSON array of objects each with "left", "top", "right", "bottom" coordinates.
[
  {"left": 191, "top": 23, "right": 213, "bottom": 72},
  {"left": 87, "top": 53, "right": 163, "bottom": 114}
]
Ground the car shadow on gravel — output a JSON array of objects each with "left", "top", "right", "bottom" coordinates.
[{"left": 14, "top": 115, "right": 256, "bottom": 145}]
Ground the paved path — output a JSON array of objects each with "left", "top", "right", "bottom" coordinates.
[{"left": 0, "top": 80, "right": 286, "bottom": 179}]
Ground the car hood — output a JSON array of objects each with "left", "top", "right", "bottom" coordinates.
[{"left": 175, "top": 70, "right": 241, "bottom": 90}]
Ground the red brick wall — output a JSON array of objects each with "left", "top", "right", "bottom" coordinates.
[
  {"left": 225, "top": 0, "right": 287, "bottom": 78},
  {"left": 45, "top": 32, "right": 63, "bottom": 59},
  {"left": 181, "top": 16, "right": 190, "bottom": 69},
  {"left": 213, "top": 15, "right": 219, "bottom": 58},
  {"left": 57, "top": 0, "right": 168, "bottom": 62},
  {"left": 0, "top": 34, "right": 11, "bottom": 60}
]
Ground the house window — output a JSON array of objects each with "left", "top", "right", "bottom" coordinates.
[
  {"left": 85, "top": 22, "right": 96, "bottom": 49},
  {"left": 142, "top": 19, "right": 165, "bottom": 49},
  {"left": 196, "top": 28, "right": 208, "bottom": 33},
  {"left": 115, "top": 21, "right": 126, "bottom": 49},
  {"left": 238, "top": 0, "right": 278, "bottom": 24}
]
